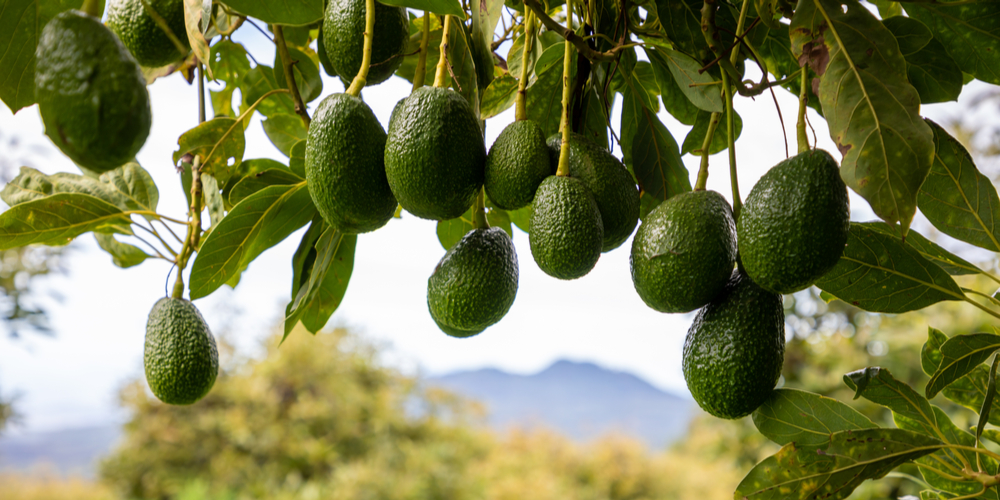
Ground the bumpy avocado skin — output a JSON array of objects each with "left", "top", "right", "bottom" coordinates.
[
  {"left": 548, "top": 134, "right": 640, "bottom": 252},
  {"left": 485, "top": 120, "right": 550, "bottom": 210},
  {"left": 682, "top": 270, "right": 785, "bottom": 420},
  {"left": 384, "top": 86, "right": 486, "bottom": 220},
  {"left": 529, "top": 176, "right": 604, "bottom": 280},
  {"left": 630, "top": 190, "right": 736, "bottom": 313},
  {"left": 428, "top": 227, "right": 519, "bottom": 336},
  {"left": 106, "top": 0, "right": 190, "bottom": 67},
  {"left": 144, "top": 297, "right": 219, "bottom": 405},
  {"left": 35, "top": 11, "right": 151, "bottom": 173},
  {"left": 322, "top": 0, "right": 407, "bottom": 85},
  {"left": 737, "top": 149, "right": 850, "bottom": 294},
  {"left": 306, "top": 93, "right": 396, "bottom": 234}
]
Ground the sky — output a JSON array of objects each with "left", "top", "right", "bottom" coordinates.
[{"left": 0, "top": 14, "right": 987, "bottom": 433}]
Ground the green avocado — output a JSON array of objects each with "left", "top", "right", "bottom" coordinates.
[
  {"left": 630, "top": 190, "right": 737, "bottom": 313},
  {"left": 484, "top": 120, "right": 550, "bottom": 211},
  {"left": 35, "top": 11, "right": 151, "bottom": 174},
  {"left": 529, "top": 175, "right": 604, "bottom": 280},
  {"left": 737, "top": 149, "right": 850, "bottom": 294},
  {"left": 106, "top": 0, "right": 190, "bottom": 67},
  {"left": 428, "top": 227, "right": 519, "bottom": 337},
  {"left": 548, "top": 134, "right": 640, "bottom": 252},
  {"left": 144, "top": 297, "right": 219, "bottom": 405},
  {"left": 682, "top": 270, "right": 785, "bottom": 420},
  {"left": 306, "top": 93, "right": 396, "bottom": 234},
  {"left": 322, "top": 0, "right": 407, "bottom": 86},
  {"left": 384, "top": 86, "right": 486, "bottom": 220}
]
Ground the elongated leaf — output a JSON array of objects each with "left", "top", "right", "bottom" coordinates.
[
  {"left": 242, "top": 66, "right": 296, "bottom": 118},
  {"left": 200, "top": 173, "right": 224, "bottom": 231},
  {"left": 480, "top": 74, "right": 518, "bottom": 119},
  {"left": 445, "top": 16, "right": 478, "bottom": 117},
  {"left": 863, "top": 222, "right": 981, "bottom": 277},
  {"left": 189, "top": 183, "right": 316, "bottom": 299},
  {"left": 924, "top": 327, "right": 1000, "bottom": 428},
  {"left": 791, "top": 0, "right": 934, "bottom": 234},
  {"left": 752, "top": 388, "right": 877, "bottom": 446},
  {"left": 94, "top": 233, "right": 149, "bottom": 268},
  {"left": 979, "top": 355, "right": 1000, "bottom": 439},
  {"left": 631, "top": 105, "right": 690, "bottom": 202},
  {"left": 904, "top": 2, "right": 1000, "bottom": 85},
  {"left": 288, "top": 140, "right": 307, "bottom": 178},
  {"left": 172, "top": 117, "right": 245, "bottom": 185},
  {"left": 470, "top": 0, "right": 502, "bottom": 88},
  {"left": 183, "top": 0, "right": 211, "bottom": 72},
  {"left": 526, "top": 45, "right": 569, "bottom": 140},
  {"left": 284, "top": 223, "right": 357, "bottom": 337},
  {"left": 228, "top": 168, "right": 303, "bottom": 206},
  {"left": 379, "top": 0, "right": 462, "bottom": 17},
  {"left": 2, "top": 163, "right": 158, "bottom": 218},
  {"left": 926, "top": 333, "right": 1000, "bottom": 399},
  {"left": 735, "top": 428, "right": 943, "bottom": 500},
  {"left": 883, "top": 17, "right": 961, "bottom": 104},
  {"left": 649, "top": 47, "right": 722, "bottom": 114},
  {"left": 218, "top": 0, "right": 322, "bottom": 26},
  {"left": 647, "top": 48, "right": 698, "bottom": 125},
  {"left": 436, "top": 204, "right": 512, "bottom": 250},
  {"left": 616, "top": 60, "right": 659, "bottom": 112},
  {"left": 815, "top": 223, "right": 964, "bottom": 313},
  {"left": 262, "top": 113, "right": 307, "bottom": 157},
  {"left": 650, "top": 0, "right": 734, "bottom": 59},
  {"left": 918, "top": 120, "right": 1000, "bottom": 252},
  {"left": 680, "top": 108, "right": 742, "bottom": 157},
  {"left": 222, "top": 158, "right": 288, "bottom": 209},
  {"left": 0, "top": 193, "right": 131, "bottom": 249},
  {"left": 272, "top": 46, "right": 322, "bottom": 104}
]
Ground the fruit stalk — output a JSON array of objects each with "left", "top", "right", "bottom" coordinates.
[
  {"left": 274, "top": 25, "right": 312, "bottom": 126},
  {"left": 81, "top": 0, "right": 100, "bottom": 16},
  {"left": 555, "top": 0, "right": 573, "bottom": 178},
  {"left": 345, "top": 0, "right": 378, "bottom": 97},
  {"left": 514, "top": 11, "right": 535, "bottom": 121},
  {"left": 197, "top": 62, "right": 206, "bottom": 124},
  {"left": 693, "top": 113, "right": 721, "bottom": 191},
  {"left": 472, "top": 188, "right": 489, "bottom": 229},
  {"left": 433, "top": 15, "right": 453, "bottom": 88},
  {"left": 412, "top": 12, "right": 432, "bottom": 91},
  {"left": 723, "top": 71, "right": 741, "bottom": 220},
  {"left": 797, "top": 68, "right": 809, "bottom": 154},
  {"left": 172, "top": 156, "right": 205, "bottom": 299}
]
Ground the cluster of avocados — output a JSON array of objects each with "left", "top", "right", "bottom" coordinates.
[{"left": 631, "top": 149, "right": 849, "bottom": 419}]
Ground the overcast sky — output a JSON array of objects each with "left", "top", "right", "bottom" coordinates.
[{"left": 0, "top": 16, "right": 984, "bottom": 433}]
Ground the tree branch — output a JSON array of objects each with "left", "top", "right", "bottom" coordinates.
[
  {"left": 521, "top": 0, "right": 630, "bottom": 63},
  {"left": 273, "top": 25, "right": 311, "bottom": 127}
]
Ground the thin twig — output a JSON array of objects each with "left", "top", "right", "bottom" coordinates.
[{"left": 274, "top": 25, "right": 311, "bottom": 126}]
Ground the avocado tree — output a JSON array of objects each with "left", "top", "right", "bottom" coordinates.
[{"left": 2, "top": 0, "right": 1000, "bottom": 496}]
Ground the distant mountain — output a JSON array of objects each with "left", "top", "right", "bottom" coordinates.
[
  {"left": 427, "top": 360, "right": 695, "bottom": 449},
  {"left": 0, "top": 424, "right": 120, "bottom": 477}
]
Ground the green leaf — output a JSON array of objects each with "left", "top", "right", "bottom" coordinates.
[
  {"left": 436, "top": 204, "right": 513, "bottom": 250},
  {"left": 579, "top": 86, "right": 610, "bottom": 149},
  {"left": 648, "top": 47, "right": 722, "bottom": 114},
  {"left": 188, "top": 183, "right": 316, "bottom": 299},
  {"left": 262, "top": 113, "right": 308, "bottom": 157},
  {"left": 221, "top": 158, "right": 288, "bottom": 208},
  {"left": 863, "top": 221, "right": 982, "bottom": 277},
  {"left": 925, "top": 328, "right": 1000, "bottom": 428},
  {"left": 815, "top": 223, "right": 964, "bottom": 313},
  {"left": 646, "top": 48, "right": 699, "bottom": 125},
  {"left": 284, "top": 225, "right": 357, "bottom": 337},
  {"left": 630, "top": 102, "right": 690, "bottom": 202},
  {"left": 680, "top": 108, "right": 742, "bottom": 157},
  {"left": 923, "top": 326, "right": 948, "bottom": 376},
  {"left": 617, "top": 61, "right": 659, "bottom": 112},
  {"left": 217, "top": 0, "right": 322, "bottom": 26},
  {"left": 480, "top": 74, "right": 518, "bottom": 119},
  {"left": 242, "top": 66, "right": 296, "bottom": 118},
  {"left": 790, "top": 0, "right": 934, "bottom": 234},
  {"left": 172, "top": 117, "right": 245, "bottom": 185},
  {"left": 978, "top": 355, "right": 1000, "bottom": 439},
  {"left": 650, "top": 0, "right": 734, "bottom": 59},
  {"left": 926, "top": 333, "right": 1000, "bottom": 399},
  {"left": 273, "top": 46, "right": 322, "bottom": 104},
  {"left": 734, "top": 428, "right": 943, "bottom": 500},
  {"left": 94, "top": 233, "right": 149, "bottom": 268},
  {"left": 228, "top": 168, "right": 303, "bottom": 206},
  {"left": 470, "top": 0, "right": 502, "bottom": 88},
  {"left": 2, "top": 163, "right": 158, "bottom": 218},
  {"left": 182, "top": 0, "right": 211, "bottom": 73},
  {"left": 0, "top": 193, "right": 132, "bottom": 250},
  {"left": 751, "top": 388, "right": 877, "bottom": 446},
  {"left": 506, "top": 29, "right": 542, "bottom": 86},
  {"left": 526, "top": 45, "right": 570, "bottom": 140},
  {"left": 288, "top": 140, "right": 307, "bottom": 178},
  {"left": 446, "top": 16, "right": 479, "bottom": 118},
  {"left": 508, "top": 204, "right": 531, "bottom": 233},
  {"left": 904, "top": 2, "right": 1000, "bottom": 85},
  {"left": 396, "top": 24, "right": 441, "bottom": 87},
  {"left": 378, "top": 0, "right": 462, "bottom": 17},
  {"left": 918, "top": 120, "right": 1000, "bottom": 252},
  {"left": 210, "top": 40, "right": 251, "bottom": 87},
  {"left": 200, "top": 173, "right": 225, "bottom": 231},
  {"left": 883, "top": 17, "right": 962, "bottom": 104}
]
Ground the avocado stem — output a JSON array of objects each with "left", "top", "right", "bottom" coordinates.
[
  {"left": 274, "top": 25, "right": 312, "bottom": 126},
  {"left": 693, "top": 112, "right": 721, "bottom": 191},
  {"left": 514, "top": 11, "right": 535, "bottom": 122},
  {"left": 723, "top": 71, "right": 741, "bottom": 221},
  {"left": 412, "top": 11, "right": 432, "bottom": 91},
  {"left": 81, "top": 0, "right": 100, "bottom": 17},
  {"left": 797, "top": 67, "right": 809, "bottom": 154},
  {"left": 197, "top": 62, "right": 206, "bottom": 124},
  {"left": 555, "top": 0, "right": 573, "bottom": 178},
  {"left": 433, "top": 15, "right": 453, "bottom": 88},
  {"left": 171, "top": 156, "right": 205, "bottom": 299},
  {"left": 472, "top": 188, "right": 490, "bottom": 229},
  {"left": 345, "top": 0, "right": 377, "bottom": 98}
]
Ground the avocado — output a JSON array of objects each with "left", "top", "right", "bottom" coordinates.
[
  {"left": 106, "top": 0, "right": 190, "bottom": 67},
  {"left": 428, "top": 227, "right": 519, "bottom": 337},
  {"left": 737, "top": 149, "right": 850, "bottom": 294},
  {"left": 384, "top": 86, "right": 486, "bottom": 220},
  {"left": 548, "top": 134, "right": 640, "bottom": 252},
  {"left": 682, "top": 269, "right": 784, "bottom": 419},
  {"left": 306, "top": 93, "right": 396, "bottom": 234},
  {"left": 529, "top": 175, "right": 604, "bottom": 280},
  {"left": 35, "top": 11, "right": 151, "bottom": 174},
  {"left": 144, "top": 297, "right": 219, "bottom": 405},
  {"left": 322, "top": 0, "right": 407, "bottom": 85},
  {"left": 485, "top": 120, "right": 550, "bottom": 210},
  {"left": 630, "top": 190, "right": 737, "bottom": 313}
]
